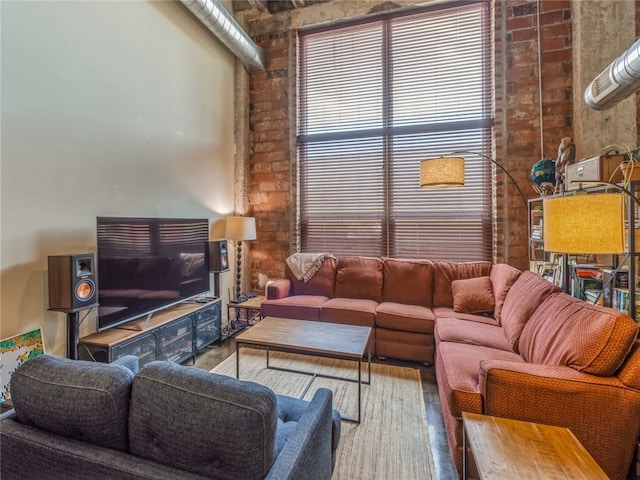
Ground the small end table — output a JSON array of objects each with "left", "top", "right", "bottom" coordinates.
[
  {"left": 224, "top": 295, "right": 265, "bottom": 340},
  {"left": 462, "top": 412, "right": 608, "bottom": 479}
]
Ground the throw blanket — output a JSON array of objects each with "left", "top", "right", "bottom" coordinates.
[{"left": 286, "top": 253, "right": 335, "bottom": 283}]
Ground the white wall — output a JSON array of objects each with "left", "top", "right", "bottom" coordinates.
[{"left": 1, "top": 0, "right": 236, "bottom": 356}]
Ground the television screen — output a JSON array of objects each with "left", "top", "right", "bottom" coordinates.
[{"left": 96, "top": 217, "right": 209, "bottom": 331}]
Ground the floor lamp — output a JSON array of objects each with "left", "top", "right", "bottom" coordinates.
[
  {"left": 544, "top": 180, "right": 638, "bottom": 314},
  {"left": 225, "top": 216, "right": 257, "bottom": 303},
  {"left": 419, "top": 150, "right": 529, "bottom": 208}
]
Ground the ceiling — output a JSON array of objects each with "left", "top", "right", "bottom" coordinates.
[{"left": 234, "top": 0, "right": 330, "bottom": 14}]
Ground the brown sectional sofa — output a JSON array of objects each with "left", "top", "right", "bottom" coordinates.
[{"left": 262, "top": 256, "right": 640, "bottom": 479}]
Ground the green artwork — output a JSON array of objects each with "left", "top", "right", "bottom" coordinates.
[{"left": 1, "top": 328, "right": 45, "bottom": 404}]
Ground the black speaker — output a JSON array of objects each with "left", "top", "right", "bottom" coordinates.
[
  {"left": 207, "top": 241, "right": 229, "bottom": 272},
  {"left": 48, "top": 254, "right": 98, "bottom": 312}
]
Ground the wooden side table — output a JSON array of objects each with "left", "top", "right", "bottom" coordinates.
[{"left": 462, "top": 412, "right": 609, "bottom": 479}]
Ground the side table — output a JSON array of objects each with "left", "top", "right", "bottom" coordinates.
[
  {"left": 462, "top": 412, "right": 609, "bottom": 479},
  {"left": 224, "top": 295, "right": 265, "bottom": 340}
]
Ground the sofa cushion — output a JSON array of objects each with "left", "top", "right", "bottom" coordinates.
[
  {"left": 435, "top": 342, "right": 523, "bottom": 418},
  {"left": 519, "top": 292, "right": 639, "bottom": 376},
  {"left": 286, "top": 257, "right": 337, "bottom": 298},
  {"left": 490, "top": 263, "right": 522, "bottom": 324},
  {"left": 261, "top": 295, "right": 329, "bottom": 321},
  {"left": 435, "top": 318, "right": 512, "bottom": 352},
  {"left": 452, "top": 276, "right": 495, "bottom": 314},
  {"left": 433, "top": 307, "right": 498, "bottom": 326},
  {"left": 334, "top": 256, "right": 383, "bottom": 302},
  {"left": 320, "top": 297, "right": 378, "bottom": 328},
  {"left": 433, "top": 261, "right": 492, "bottom": 307},
  {"left": 500, "top": 271, "right": 561, "bottom": 352},
  {"left": 382, "top": 258, "right": 434, "bottom": 307},
  {"left": 10, "top": 354, "right": 133, "bottom": 452},
  {"left": 129, "top": 361, "right": 278, "bottom": 479},
  {"left": 375, "top": 302, "right": 435, "bottom": 334}
]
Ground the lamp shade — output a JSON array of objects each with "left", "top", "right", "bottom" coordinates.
[
  {"left": 420, "top": 156, "right": 465, "bottom": 188},
  {"left": 225, "top": 216, "right": 256, "bottom": 241},
  {"left": 543, "top": 194, "right": 625, "bottom": 254}
]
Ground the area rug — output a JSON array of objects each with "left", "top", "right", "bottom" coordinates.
[{"left": 211, "top": 349, "right": 435, "bottom": 480}]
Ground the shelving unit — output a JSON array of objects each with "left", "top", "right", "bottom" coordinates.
[
  {"left": 80, "top": 299, "right": 221, "bottom": 368},
  {"left": 528, "top": 181, "right": 640, "bottom": 321}
]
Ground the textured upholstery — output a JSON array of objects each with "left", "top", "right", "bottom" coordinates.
[
  {"left": 432, "top": 307, "right": 498, "bottom": 326},
  {"left": 130, "top": 361, "right": 278, "bottom": 479},
  {"left": 375, "top": 328, "right": 434, "bottom": 363},
  {"left": 334, "top": 256, "right": 383, "bottom": 302},
  {"left": 262, "top": 294, "right": 329, "bottom": 321},
  {"left": 320, "top": 297, "right": 377, "bottom": 327},
  {"left": 375, "top": 302, "right": 435, "bottom": 333},
  {"left": 2, "top": 357, "right": 339, "bottom": 480},
  {"left": 434, "top": 317, "right": 512, "bottom": 352},
  {"left": 500, "top": 270, "right": 561, "bottom": 352},
  {"left": 489, "top": 263, "right": 522, "bottom": 324},
  {"left": 451, "top": 276, "right": 495, "bottom": 314},
  {"left": 479, "top": 358, "right": 640, "bottom": 480},
  {"left": 286, "top": 258, "right": 337, "bottom": 297},
  {"left": 10, "top": 354, "right": 133, "bottom": 452},
  {"left": 519, "top": 292, "right": 638, "bottom": 376},
  {"left": 381, "top": 258, "right": 434, "bottom": 307},
  {"left": 432, "top": 261, "right": 491, "bottom": 307}
]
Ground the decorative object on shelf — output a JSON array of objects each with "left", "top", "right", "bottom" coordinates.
[
  {"left": 225, "top": 216, "right": 257, "bottom": 303},
  {"left": 554, "top": 137, "right": 576, "bottom": 193},
  {"left": 420, "top": 150, "right": 528, "bottom": 208},
  {"left": 530, "top": 158, "right": 556, "bottom": 196}
]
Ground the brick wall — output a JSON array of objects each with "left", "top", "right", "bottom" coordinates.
[
  {"left": 247, "top": 1, "right": 574, "bottom": 286},
  {"left": 248, "top": 32, "right": 293, "bottom": 286},
  {"left": 500, "top": 0, "right": 573, "bottom": 270}
]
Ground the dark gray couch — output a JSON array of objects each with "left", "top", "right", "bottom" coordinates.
[{"left": 1, "top": 355, "right": 340, "bottom": 480}]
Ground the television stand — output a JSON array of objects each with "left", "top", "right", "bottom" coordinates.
[{"left": 80, "top": 300, "right": 221, "bottom": 369}]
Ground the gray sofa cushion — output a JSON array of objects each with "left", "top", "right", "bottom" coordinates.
[
  {"left": 10, "top": 354, "right": 133, "bottom": 451},
  {"left": 129, "top": 361, "right": 278, "bottom": 480}
]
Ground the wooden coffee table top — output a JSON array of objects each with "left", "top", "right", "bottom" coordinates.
[
  {"left": 462, "top": 412, "right": 609, "bottom": 479},
  {"left": 235, "top": 317, "right": 371, "bottom": 359}
]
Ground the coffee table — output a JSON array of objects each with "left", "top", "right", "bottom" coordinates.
[
  {"left": 462, "top": 412, "right": 609, "bottom": 479},
  {"left": 235, "top": 316, "right": 372, "bottom": 423}
]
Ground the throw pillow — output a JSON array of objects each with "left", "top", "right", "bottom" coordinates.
[{"left": 452, "top": 276, "right": 495, "bottom": 314}]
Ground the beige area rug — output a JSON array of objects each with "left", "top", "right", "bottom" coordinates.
[{"left": 211, "top": 349, "right": 435, "bottom": 480}]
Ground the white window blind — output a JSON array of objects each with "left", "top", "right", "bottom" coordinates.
[{"left": 298, "top": 0, "right": 493, "bottom": 261}]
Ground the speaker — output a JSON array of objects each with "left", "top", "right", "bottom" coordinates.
[
  {"left": 48, "top": 254, "right": 98, "bottom": 312},
  {"left": 207, "top": 241, "right": 229, "bottom": 272}
]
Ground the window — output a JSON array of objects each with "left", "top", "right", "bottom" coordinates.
[{"left": 297, "top": 1, "right": 493, "bottom": 261}]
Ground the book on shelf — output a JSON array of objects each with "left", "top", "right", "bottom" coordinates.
[{"left": 612, "top": 288, "right": 640, "bottom": 321}]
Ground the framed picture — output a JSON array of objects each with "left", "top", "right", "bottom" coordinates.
[{"left": 0, "top": 328, "right": 45, "bottom": 404}]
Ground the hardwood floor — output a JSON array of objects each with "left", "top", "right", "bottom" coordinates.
[{"left": 193, "top": 337, "right": 459, "bottom": 480}]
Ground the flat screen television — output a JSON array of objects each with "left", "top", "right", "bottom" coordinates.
[{"left": 96, "top": 216, "right": 210, "bottom": 331}]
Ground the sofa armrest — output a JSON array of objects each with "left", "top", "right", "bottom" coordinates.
[
  {"left": 267, "top": 279, "right": 292, "bottom": 300},
  {"left": 265, "top": 388, "right": 335, "bottom": 480},
  {"left": 112, "top": 354, "right": 139, "bottom": 375},
  {"left": 478, "top": 359, "right": 640, "bottom": 478}
]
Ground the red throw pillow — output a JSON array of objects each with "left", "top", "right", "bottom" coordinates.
[{"left": 452, "top": 276, "right": 495, "bottom": 314}]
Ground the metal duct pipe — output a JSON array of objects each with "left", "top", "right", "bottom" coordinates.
[
  {"left": 181, "top": 0, "right": 266, "bottom": 73},
  {"left": 585, "top": 37, "right": 640, "bottom": 110}
]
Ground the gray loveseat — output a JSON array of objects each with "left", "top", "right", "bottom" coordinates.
[{"left": 1, "top": 354, "right": 340, "bottom": 480}]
